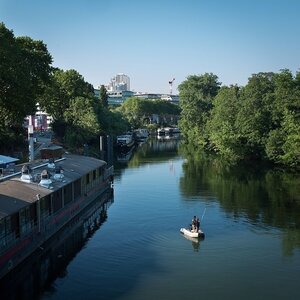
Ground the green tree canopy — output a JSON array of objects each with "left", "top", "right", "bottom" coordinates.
[
  {"left": 206, "top": 85, "right": 241, "bottom": 160},
  {"left": 265, "top": 70, "right": 300, "bottom": 167},
  {"left": 179, "top": 69, "right": 300, "bottom": 169},
  {"left": 99, "top": 85, "right": 108, "bottom": 107},
  {"left": 63, "top": 96, "right": 100, "bottom": 147},
  {"left": 118, "top": 97, "right": 180, "bottom": 129},
  {"left": 178, "top": 73, "right": 221, "bottom": 145},
  {"left": 0, "top": 23, "right": 52, "bottom": 151},
  {"left": 39, "top": 68, "right": 94, "bottom": 121},
  {"left": 235, "top": 72, "right": 275, "bottom": 159},
  {"left": 0, "top": 23, "right": 52, "bottom": 125}
]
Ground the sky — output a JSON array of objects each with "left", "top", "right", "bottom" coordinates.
[{"left": 1, "top": 0, "right": 300, "bottom": 94}]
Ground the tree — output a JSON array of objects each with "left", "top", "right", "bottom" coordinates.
[
  {"left": 178, "top": 73, "right": 221, "bottom": 146},
  {"left": 118, "top": 97, "right": 180, "bottom": 129},
  {"left": 265, "top": 69, "right": 300, "bottom": 167},
  {"left": 100, "top": 107, "right": 129, "bottom": 136},
  {"left": 99, "top": 85, "right": 108, "bottom": 107},
  {"left": 271, "top": 69, "right": 300, "bottom": 127},
  {"left": 118, "top": 97, "right": 148, "bottom": 128},
  {"left": 0, "top": 23, "right": 52, "bottom": 123},
  {"left": 64, "top": 96, "right": 100, "bottom": 147},
  {"left": 152, "top": 99, "right": 181, "bottom": 125},
  {"left": 235, "top": 72, "right": 275, "bottom": 159},
  {"left": 206, "top": 85, "right": 241, "bottom": 161},
  {"left": 0, "top": 23, "right": 52, "bottom": 152},
  {"left": 39, "top": 68, "right": 94, "bottom": 121}
]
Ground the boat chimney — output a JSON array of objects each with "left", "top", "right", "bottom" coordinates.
[
  {"left": 39, "top": 169, "right": 52, "bottom": 188},
  {"left": 21, "top": 164, "right": 33, "bottom": 183}
]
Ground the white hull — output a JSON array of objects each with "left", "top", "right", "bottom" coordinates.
[{"left": 180, "top": 227, "right": 204, "bottom": 238}]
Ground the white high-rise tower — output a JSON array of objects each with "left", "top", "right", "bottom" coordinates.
[{"left": 107, "top": 73, "right": 130, "bottom": 91}]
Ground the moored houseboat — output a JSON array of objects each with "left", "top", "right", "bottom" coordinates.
[
  {"left": 133, "top": 128, "right": 149, "bottom": 142},
  {"left": 116, "top": 133, "right": 135, "bottom": 151},
  {"left": 0, "top": 153, "right": 113, "bottom": 279}
]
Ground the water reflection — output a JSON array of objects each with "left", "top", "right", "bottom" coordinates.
[
  {"left": 13, "top": 138, "right": 299, "bottom": 300},
  {"left": 131, "top": 137, "right": 180, "bottom": 165},
  {"left": 178, "top": 143, "right": 300, "bottom": 256},
  {"left": 0, "top": 192, "right": 113, "bottom": 300},
  {"left": 114, "top": 137, "right": 181, "bottom": 179},
  {"left": 181, "top": 233, "right": 205, "bottom": 252}
]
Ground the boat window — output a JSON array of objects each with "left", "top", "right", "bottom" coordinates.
[
  {"left": 93, "top": 170, "right": 96, "bottom": 180},
  {"left": 40, "top": 195, "right": 51, "bottom": 217},
  {"left": 4, "top": 217, "right": 11, "bottom": 235},
  {"left": 74, "top": 179, "right": 81, "bottom": 199},
  {"left": 0, "top": 218, "right": 5, "bottom": 239},
  {"left": 64, "top": 183, "right": 73, "bottom": 205},
  {"left": 53, "top": 190, "right": 63, "bottom": 212},
  {"left": 86, "top": 173, "right": 90, "bottom": 185},
  {"left": 10, "top": 213, "right": 20, "bottom": 238},
  {"left": 0, "top": 216, "right": 18, "bottom": 248},
  {"left": 30, "top": 203, "right": 37, "bottom": 225},
  {"left": 19, "top": 207, "right": 32, "bottom": 234}
]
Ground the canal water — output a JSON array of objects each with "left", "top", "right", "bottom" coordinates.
[{"left": 2, "top": 137, "right": 300, "bottom": 299}]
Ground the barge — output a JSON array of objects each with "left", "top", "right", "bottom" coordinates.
[
  {"left": 0, "top": 153, "right": 113, "bottom": 279},
  {"left": 116, "top": 133, "right": 135, "bottom": 151}
]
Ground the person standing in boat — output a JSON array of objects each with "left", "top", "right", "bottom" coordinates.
[
  {"left": 191, "top": 216, "right": 197, "bottom": 232},
  {"left": 196, "top": 218, "right": 200, "bottom": 232}
]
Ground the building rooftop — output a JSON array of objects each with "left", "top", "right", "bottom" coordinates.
[
  {"left": 0, "top": 155, "right": 19, "bottom": 168},
  {"left": 0, "top": 154, "right": 107, "bottom": 219}
]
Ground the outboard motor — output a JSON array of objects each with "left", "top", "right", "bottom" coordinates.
[
  {"left": 39, "top": 169, "right": 52, "bottom": 188},
  {"left": 21, "top": 164, "right": 33, "bottom": 183}
]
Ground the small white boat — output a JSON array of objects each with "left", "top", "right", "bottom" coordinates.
[
  {"left": 157, "top": 128, "right": 166, "bottom": 136},
  {"left": 134, "top": 128, "right": 149, "bottom": 141},
  {"left": 181, "top": 233, "right": 199, "bottom": 244},
  {"left": 180, "top": 227, "right": 205, "bottom": 238}
]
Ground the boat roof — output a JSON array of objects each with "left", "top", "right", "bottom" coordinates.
[
  {"left": 0, "top": 154, "right": 106, "bottom": 219},
  {"left": 0, "top": 155, "right": 19, "bottom": 167}
]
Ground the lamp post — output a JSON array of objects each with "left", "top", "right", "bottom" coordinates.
[
  {"left": 36, "top": 194, "right": 41, "bottom": 233},
  {"left": 28, "top": 116, "right": 34, "bottom": 162}
]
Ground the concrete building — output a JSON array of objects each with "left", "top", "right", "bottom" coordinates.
[
  {"left": 95, "top": 73, "right": 180, "bottom": 106},
  {"left": 107, "top": 73, "right": 130, "bottom": 92},
  {"left": 24, "top": 104, "right": 53, "bottom": 131}
]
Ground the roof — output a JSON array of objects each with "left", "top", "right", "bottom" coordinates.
[
  {"left": 40, "top": 145, "right": 63, "bottom": 151},
  {"left": 0, "top": 154, "right": 106, "bottom": 219},
  {"left": 0, "top": 155, "right": 19, "bottom": 166}
]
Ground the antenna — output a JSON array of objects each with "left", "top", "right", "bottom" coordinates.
[{"left": 168, "top": 78, "right": 175, "bottom": 95}]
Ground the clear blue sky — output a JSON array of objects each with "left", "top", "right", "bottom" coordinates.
[{"left": 1, "top": 0, "right": 299, "bottom": 94}]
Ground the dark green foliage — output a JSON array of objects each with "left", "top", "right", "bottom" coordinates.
[
  {"left": 99, "top": 85, "right": 108, "bottom": 107},
  {"left": 39, "top": 68, "right": 94, "bottom": 121},
  {"left": 179, "top": 70, "right": 300, "bottom": 169},
  {"left": 118, "top": 97, "right": 180, "bottom": 129},
  {"left": 178, "top": 73, "right": 221, "bottom": 146},
  {"left": 0, "top": 23, "right": 52, "bottom": 152},
  {"left": 38, "top": 68, "right": 104, "bottom": 148}
]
